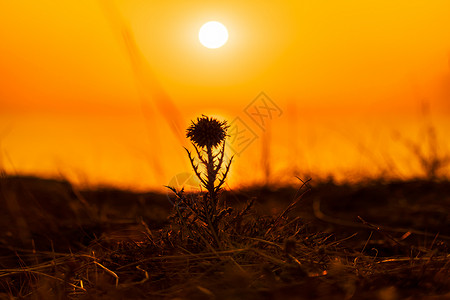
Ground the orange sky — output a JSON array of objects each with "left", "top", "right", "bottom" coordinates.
[{"left": 1, "top": 1, "right": 450, "bottom": 190}]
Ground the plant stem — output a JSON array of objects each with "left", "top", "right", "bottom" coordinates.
[{"left": 206, "top": 145, "right": 217, "bottom": 212}]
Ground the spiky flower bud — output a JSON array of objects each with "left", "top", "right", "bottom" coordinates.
[{"left": 186, "top": 116, "right": 229, "bottom": 148}]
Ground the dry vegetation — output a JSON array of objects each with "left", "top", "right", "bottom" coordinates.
[
  {"left": 0, "top": 174, "right": 449, "bottom": 299},
  {"left": 0, "top": 115, "right": 449, "bottom": 299}
]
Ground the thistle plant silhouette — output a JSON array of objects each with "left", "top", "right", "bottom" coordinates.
[{"left": 167, "top": 115, "right": 234, "bottom": 248}]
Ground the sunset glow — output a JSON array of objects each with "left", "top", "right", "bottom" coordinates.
[{"left": 1, "top": 1, "right": 450, "bottom": 190}]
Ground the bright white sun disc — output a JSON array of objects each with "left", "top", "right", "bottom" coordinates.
[{"left": 199, "top": 21, "right": 228, "bottom": 49}]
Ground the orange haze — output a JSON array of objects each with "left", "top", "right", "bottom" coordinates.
[{"left": 1, "top": 0, "right": 450, "bottom": 190}]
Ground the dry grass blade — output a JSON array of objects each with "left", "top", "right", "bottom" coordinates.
[
  {"left": 93, "top": 261, "right": 119, "bottom": 287},
  {"left": 265, "top": 178, "right": 311, "bottom": 236}
]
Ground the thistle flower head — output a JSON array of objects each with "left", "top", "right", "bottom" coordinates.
[{"left": 186, "top": 116, "right": 229, "bottom": 148}]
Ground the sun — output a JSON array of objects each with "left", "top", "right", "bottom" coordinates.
[{"left": 198, "top": 21, "right": 228, "bottom": 49}]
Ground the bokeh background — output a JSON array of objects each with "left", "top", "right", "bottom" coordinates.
[{"left": 1, "top": 0, "right": 450, "bottom": 190}]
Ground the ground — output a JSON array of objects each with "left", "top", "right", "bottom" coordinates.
[{"left": 0, "top": 175, "right": 449, "bottom": 299}]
